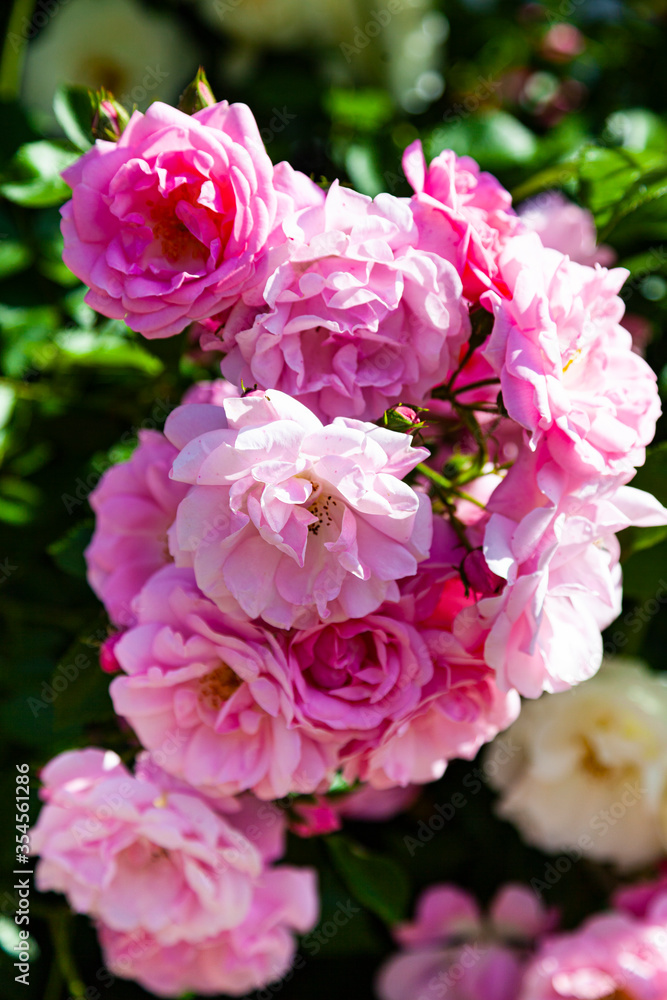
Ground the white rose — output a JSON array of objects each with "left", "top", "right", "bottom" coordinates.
[
  {"left": 487, "top": 659, "right": 667, "bottom": 871},
  {"left": 22, "top": 0, "right": 197, "bottom": 130}
]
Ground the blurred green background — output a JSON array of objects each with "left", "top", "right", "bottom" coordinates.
[{"left": 2, "top": 0, "right": 667, "bottom": 997}]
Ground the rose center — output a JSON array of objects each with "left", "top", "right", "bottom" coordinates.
[
  {"left": 307, "top": 491, "right": 339, "bottom": 536},
  {"left": 579, "top": 737, "right": 612, "bottom": 778},
  {"left": 198, "top": 664, "right": 241, "bottom": 711},
  {"left": 146, "top": 190, "right": 208, "bottom": 265}
]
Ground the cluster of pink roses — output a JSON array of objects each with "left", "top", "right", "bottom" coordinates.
[
  {"left": 377, "top": 874, "right": 667, "bottom": 999},
  {"left": 32, "top": 94, "right": 667, "bottom": 996}
]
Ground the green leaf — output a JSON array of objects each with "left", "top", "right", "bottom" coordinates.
[
  {"left": 53, "top": 330, "right": 164, "bottom": 374},
  {"left": 47, "top": 521, "right": 93, "bottom": 578},
  {"left": 326, "top": 834, "right": 410, "bottom": 925},
  {"left": 53, "top": 85, "right": 94, "bottom": 152},
  {"left": 0, "top": 141, "right": 78, "bottom": 207},
  {"left": 325, "top": 88, "right": 394, "bottom": 132},
  {"left": 427, "top": 112, "right": 537, "bottom": 171},
  {"left": 618, "top": 445, "right": 667, "bottom": 563},
  {"left": 0, "top": 240, "right": 31, "bottom": 278},
  {"left": 575, "top": 146, "right": 667, "bottom": 238},
  {"left": 345, "top": 143, "right": 385, "bottom": 197}
]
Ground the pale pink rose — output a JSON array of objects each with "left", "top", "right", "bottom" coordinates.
[
  {"left": 85, "top": 429, "right": 189, "bottom": 627},
  {"left": 402, "top": 140, "right": 522, "bottom": 302},
  {"left": 182, "top": 377, "right": 241, "bottom": 407},
  {"left": 110, "top": 566, "right": 338, "bottom": 799},
  {"left": 166, "top": 389, "right": 433, "bottom": 628},
  {"left": 98, "top": 866, "right": 318, "bottom": 998},
  {"left": 519, "top": 912, "right": 667, "bottom": 1000},
  {"left": 518, "top": 191, "right": 615, "bottom": 267},
  {"left": 482, "top": 233, "right": 661, "bottom": 480},
  {"left": 218, "top": 182, "right": 469, "bottom": 422},
  {"left": 31, "top": 749, "right": 287, "bottom": 945},
  {"left": 469, "top": 448, "right": 667, "bottom": 696},
  {"left": 61, "top": 101, "right": 321, "bottom": 338},
  {"left": 377, "top": 883, "right": 556, "bottom": 1000}
]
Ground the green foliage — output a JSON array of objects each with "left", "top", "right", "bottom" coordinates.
[
  {"left": 0, "top": 141, "right": 77, "bottom": 206},
  {"left": 326, "top": 834, "right": 410, "bottom": 926}
]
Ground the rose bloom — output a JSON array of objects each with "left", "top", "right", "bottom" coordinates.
[
  {"left": 482, "top": 232, "right": 660, "bottom": 481},
  {"left": 85, "top": 429, "right": 189, "bottom": 627},
  {"left": 110, "top": 566, "right": 337, "bottom": 799},
  {"left": 30, "top": 749, "right": 302, "bottom": 943},
  {"left": 486, "top": 660, "right": 667, "bottom": 870},
  {"left": 402, "top": 139, "right": 522, "bottom": 302},
  {"left": 615, "top": 870, "right": 667, "bottom": 924},
  {"left": 98, "top": 866, "right": 318, "bottom": 997},
  {"left": 61, "top": 100, "right": 322, "bottom": 337},
  {"left": 218, "top": 181, "right": 469, "bottom": 423},
  {"left": 467, "top": 445, "right": 667, "bottom": 697},
  {"left": 519, "top": 911, "right": 667, "bottom": 1000},
  {"left": 21, "top": 0, "right": 196, "bottom": 128},
  {"left": 518, "top": 191, "right": 615, "bottom": 267},
  {"left": 377, "top": 883, "right": 556, "bottom": 1000},
  {"left": 166, "top": 388, "right": 432, "bottom": 629}
]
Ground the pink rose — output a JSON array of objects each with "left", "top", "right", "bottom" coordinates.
[
  {"left": 402, "top": 140, "right": 522, "bottom": 302},
  {"left": 30, "top": 749, "right": 287, "bottom": 944},
  {"left": 377, "top": 883, "right": 556, "bottom": 1000},
  {"left": 469, "top": 448, "right": 667, "bottom": 696},
  {"left": 354, "top": 621, "right": 520, "bottom": 789},
  {"left": 518, "top": 191, "right": 615, "bottom": 267},
  {"left": 482, "top": 233, "right": 661, "bottom": 480},
  {"left": 519, "top": 912, "right": 667, "bottom": 1000},
  {"left": 110, "top": 566, "right": 337, "bottom": 799},
  {"left": 166, "top": 389, "right": 433, "bottom": 628},
  {"left": 61, "top": 101, "right": 321, "bottom": 337},
  {"left": 285, "top": 611, "right": 433, "bottom": 739},
  {"left": 218, "top": 182, "right": 469, "bottom": 422},
  {"left": 98, "top": 866, "right": 318, "bottom": 997},
  {"left": 85, "top": 429, "right": 189, "bottom": 627}
]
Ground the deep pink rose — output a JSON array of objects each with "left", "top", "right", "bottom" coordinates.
[
  {"left": 218, "top": 182, "right": 469, "bottom": 422},
  {"left": 166, "top": 389, "right": 433, "bottom": 628},
  {"left": 402, "top": 140, "right": 522, "bottom": 302},
  {"left": 61, "top": 101, "right": 321, "bottom": 337}
]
